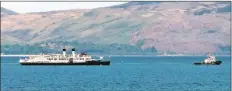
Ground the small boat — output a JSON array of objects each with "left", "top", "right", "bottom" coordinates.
[{"left": 193, "top": 53, "right": 222, "bottom": 65}]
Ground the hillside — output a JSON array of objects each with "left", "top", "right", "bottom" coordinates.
[
  {"left": 1, "top": 2, "right": 231, "bottom": 55},
  {"left": 1, "top": 7, "right": 18, "bottom": 17}
]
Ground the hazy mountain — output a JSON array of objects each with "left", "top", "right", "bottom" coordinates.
[
  {"left": 1, "top": 7, "right": 18, "bottom": 17},
  {"left": 1, "top": 2, "right": 231, "bottom": 55}
]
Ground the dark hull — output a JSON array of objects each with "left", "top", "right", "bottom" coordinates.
[
  {"left": 193, "top": 60, "right": 222, "bottom": 65},
  {"left": 100, "top": 61, "right": 110, "bottom": 65},
  {"left": 20, "top": 61, "right": 110, "bottom": 66}
]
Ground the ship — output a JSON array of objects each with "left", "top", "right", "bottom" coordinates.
[
  {"left": 19, "top": 48, "right": 110, "bottom": 65},
  {"left": 193, "top": 53, "right": 222, "bottom": 65}
]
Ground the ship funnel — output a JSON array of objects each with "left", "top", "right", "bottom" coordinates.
[
  {"left": 72, "top": 48, "right": 75, "bottom": 57},
  {"left": 63, "top": 49, "right": 66, "bottom": 56}
]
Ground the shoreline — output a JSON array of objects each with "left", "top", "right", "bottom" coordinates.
[
  {"left": 1, "top": 54, "right": 231, "bottom": 57},
  {"left": 1, "top": 55, "right": 40, "bottom": 57}
]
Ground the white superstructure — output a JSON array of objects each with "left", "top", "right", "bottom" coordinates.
[
  {"left": 204, "top": 53, "right": 216, "bottom": 63},
  {"left": 19, "top": 48, "right": 98, "bottom": 64}
]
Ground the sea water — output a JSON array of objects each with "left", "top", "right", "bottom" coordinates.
[{"left": 1, "top": 56, "right": 231, "bottom": 91}]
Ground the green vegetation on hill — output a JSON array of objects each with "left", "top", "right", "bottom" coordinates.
[{"left": 1, "top": 41, "right": 158, "bottom": 55}]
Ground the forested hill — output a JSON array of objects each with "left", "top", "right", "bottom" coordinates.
[{"left": 1, "top": 2, "right": 231, "bottom": 55}]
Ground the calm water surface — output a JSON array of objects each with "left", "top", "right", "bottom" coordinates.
[{"left": 1, "top": 56, "right": 231, "bottom": 91}]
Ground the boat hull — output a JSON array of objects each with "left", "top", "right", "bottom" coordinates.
[
  {"left": 20, "top": 61, "right": 110, "bottom": 66},
  {"left": 193, "top": 60, "right": 222, "bottom": 65}
]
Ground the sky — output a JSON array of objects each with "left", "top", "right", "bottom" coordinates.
[{"left": 1, "top": 2, "right": 127, "bottom": 13}]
